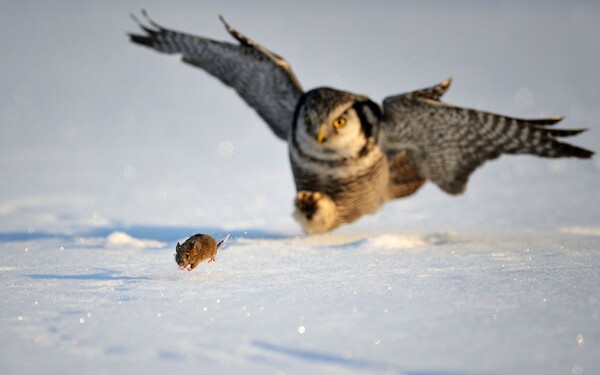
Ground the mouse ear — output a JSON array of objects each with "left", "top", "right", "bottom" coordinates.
[
  {"left": 193, "top": 241, "right": 202, "bottom": 251},
  {"left": 176, "top": 242, "right": 181, "bottom": 251}
]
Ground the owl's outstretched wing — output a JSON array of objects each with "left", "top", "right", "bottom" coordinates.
[
  {"left": 129, "top": 11, "right": 303, "bottom": 140},
  {"left": 381, "top": 79, "right": 594, "bottom": 196}
]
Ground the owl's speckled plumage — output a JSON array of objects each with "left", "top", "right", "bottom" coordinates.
[
  {"left": 129, "top": 12, "right": 594, "bottom": 234},
  {"left": 289, "top": 88, "right": 389, "bottom": 233}
]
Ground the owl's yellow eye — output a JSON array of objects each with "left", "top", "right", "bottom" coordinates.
[
  {"left": 332, "top": 117, "right": 347, "bottom": 129},
  {"left": 304, "top": 114, "right": 311, "bottom": 126}
]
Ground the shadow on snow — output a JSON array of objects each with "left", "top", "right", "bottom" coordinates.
[
  {"left": 24, "top": 268, "right": 150, "bottom": 281},
  {"left": 251, "top": 340, "right": 473, "bottom": 375},
  {"left": 0, "top": 224, "right": 290, "bottom": 244}
]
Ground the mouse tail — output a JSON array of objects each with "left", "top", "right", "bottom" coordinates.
[{"left": 217, "top": 234, "right": 231, "bottom": 249}]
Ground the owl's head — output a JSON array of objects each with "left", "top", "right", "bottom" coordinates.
[{"left": 292, "top": 88, "right": 382, "bottom": 158}]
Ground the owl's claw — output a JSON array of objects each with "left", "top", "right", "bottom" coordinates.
[
  {"left": 293, "top": 190, "right": 338, "bottom": 234},
  {"left": 295, "top": 191, "right": 322, "bottom": 220}
]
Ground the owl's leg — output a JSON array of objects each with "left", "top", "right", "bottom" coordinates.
[{"left": 293, "top": 190, "right": 339, "bottom": 234}]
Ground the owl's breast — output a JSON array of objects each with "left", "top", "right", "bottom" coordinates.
[{"left": 289, "top": 142, "right": 389, "bottom": 223}]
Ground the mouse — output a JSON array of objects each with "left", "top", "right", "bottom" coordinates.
[{"left": 175, "top": 233, "right": 230, "bottom": 272}]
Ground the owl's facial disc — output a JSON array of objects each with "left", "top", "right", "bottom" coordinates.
[
  {"left": 316, "top": 115, "right": 347, "bottom": 144},
  {"left": 316, "top": 106, "right": 363, "bottom": 150},
  {"left": 294, "top": 88, "right": 377, "bottom": 159}
]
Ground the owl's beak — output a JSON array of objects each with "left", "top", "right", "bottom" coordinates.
[{"left": 316, "top": 129, "right": 326, "bottom": 144}]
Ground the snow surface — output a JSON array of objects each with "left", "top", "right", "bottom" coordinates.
[{"left": 1, "top": 1, "right": 600, "bottom": 374}]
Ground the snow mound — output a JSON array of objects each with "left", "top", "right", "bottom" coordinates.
[
  {"left": 328, "top": 232, "right": 457, "bottom": 251},
  {"left": 360, "top": 233, "right": 427, "bottom": 249},
  {"left": 561, "top": 226, "right": 600, "bottom": 236},
  {"left": 105, "top": 231, "right": 165, "bottom": 249}
]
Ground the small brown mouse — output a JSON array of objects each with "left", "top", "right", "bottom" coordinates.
[{"left": 175, "top": 233, "right": 230, "bottom": 272}]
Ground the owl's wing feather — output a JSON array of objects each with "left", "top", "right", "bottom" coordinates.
[
  {"left": 129, "top": 11, "right": 303, "bottom": 140},
  {"left": 381, "top": 79, "right": 594, "bottom": 195}
]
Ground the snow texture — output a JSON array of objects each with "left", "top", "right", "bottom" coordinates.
[{"left": 1, "top": 1, "right": 599, "bottom": 374}]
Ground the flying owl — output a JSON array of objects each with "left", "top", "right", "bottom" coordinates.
[{"left": 129, "top": 11, "right": 594, "bottom": 234}]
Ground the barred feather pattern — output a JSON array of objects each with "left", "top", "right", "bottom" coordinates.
[
  {"left": 290, "top": 141, "right": 389, "bottom": 228},
  {"left": 129, "top": 14, "right": 594, "bottom": 233},
  {"left": 382, "top": 80, "right": 593, "bottom": 194},
  {"left": 289, "top": 88, "right": 389, "bottom": 230},
  {"left": 129, "top": 11, "right": 302, "bottom": 140}
]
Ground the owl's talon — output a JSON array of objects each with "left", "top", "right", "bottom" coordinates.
[
  {"left": 293, "top": 190, "right": 338, "bottom": 234},
  {"left": 295, "top": 191, "right": 321, "bottom": 219}
]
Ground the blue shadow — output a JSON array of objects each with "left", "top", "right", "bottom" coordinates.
[
  {"left": 252, "top": 340, "right": 397, "bottom": 373},
  {"left": 25, "top": 268, "right": 150, "bottom": 281},
  {"left": 252, "top": 340, "right": 476, "bottom": 375},
  {"left": 0, "top": 224, "right": 290, "bottom": 244}
]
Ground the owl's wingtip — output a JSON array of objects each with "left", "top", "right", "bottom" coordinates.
[
  {"left": 219, "top": 15, "right": 231, "bottom": 30},
  {"left": 129, "top": 8, "right": 164, "bottom": 33},
  {"left": 441, "top": 77, "right": 453, "bottom": 88}
]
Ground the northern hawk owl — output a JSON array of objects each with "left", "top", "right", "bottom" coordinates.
[{"left": 129, "top": 11, "right": 594, "bottom": 234}]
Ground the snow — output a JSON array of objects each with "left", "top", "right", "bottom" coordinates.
[
  {"left": 105, "top": 231, "right": 165, "bottom": 249},
  {"left": 1, "top": 1, "right": 599, "bottom": 374},
  {"left": 1, "top": 232, "right": 599, "bottom": 374}
]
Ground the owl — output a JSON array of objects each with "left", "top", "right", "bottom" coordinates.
[{"left": 129, "top": 11, "right": 593, "bottom": 234}]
